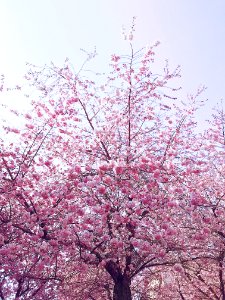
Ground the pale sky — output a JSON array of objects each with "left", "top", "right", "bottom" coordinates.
[{"left": 0, "top": 0, "right": 225, "bottom": 126}]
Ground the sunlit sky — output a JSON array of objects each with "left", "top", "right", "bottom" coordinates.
[{"left": 0, "top": 0, "right": 225, "bottom": 125}]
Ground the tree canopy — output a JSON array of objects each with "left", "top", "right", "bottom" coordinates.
[{"left": 0, "top": 35, "right": 225, "bottom": 300}]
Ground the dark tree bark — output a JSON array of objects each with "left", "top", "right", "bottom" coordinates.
[
  {"left": 105, "top": 260, "right": 132, "bottom": 300},
  {"left": 113, "top": 275, "right": 132, "bottom": 300}
]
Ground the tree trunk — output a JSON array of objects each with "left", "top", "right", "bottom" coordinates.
[
  {"left": 113, "top": 276, "right": 132, "bottom": 300},
  {"left": 105, "top": 260, "right": 132, "bottom": 300}
]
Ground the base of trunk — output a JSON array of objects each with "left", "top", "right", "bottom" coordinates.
[{"left": 113, "top": 277, "right": 132, "bottom": 300}]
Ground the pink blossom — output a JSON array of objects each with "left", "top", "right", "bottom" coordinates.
[
  {"left": 155, "top": 234, "right": 162, "bottom": 241},
  {"left": 114, "top": 165, "right": 123, "bottom": 175},
  {"left": 111, "top": 55, "right": 120, "bottom": 62},
  {"left": 25, "top": 124, "right": 34, "bottom": 129},
  {"left": 98, "top": 186, "right": 106, "bottom": 194}
]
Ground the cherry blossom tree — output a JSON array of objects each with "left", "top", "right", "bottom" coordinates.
[
  {"left": 149, "top": 106, "right": 225, "bottom": 300},
  {"left": 0, "top": 30, "right": 217, "bottom": 299},
  {"left": 177, "top": 105, "right": 225, "bottom": 300}
]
